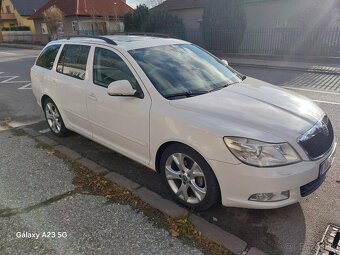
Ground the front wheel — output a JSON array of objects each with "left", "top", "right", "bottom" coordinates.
[
  {"left": 160, "top": 144, "right": 220, "bottom": 211},
  {"left": 43, "top": 98, "right": 70, "bottom": 137}
]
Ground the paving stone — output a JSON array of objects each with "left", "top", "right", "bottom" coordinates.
[
  {"left": 35, "top": 135, "right": 58, "bottom": 146},
  {"left": 21, "top": 127, "right": 41, "bottom": 137},
  {"left": 91, "top": 167, "right": 110, "bottom": 175},
  {"left": 76, "top": 158, "right": 100, "bottom": 171},
  {"left": 247, "top": 247, "right": 268, "bottom": 255},
  {"left": 189, "top": 214, "right": 247, "bottom": 255},
  {"left": 135, "top": 187, "right": 188, "bottom": 219},
  {"left": 105, "top": 172, "right": 141, "bottom": 192},
  {"left": 54, "top": 145, "right": 82, "bottom": 160}
]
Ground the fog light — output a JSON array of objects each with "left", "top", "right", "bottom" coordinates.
[{"left": 249, "top": 191, "right": 289, "bottom": 202}]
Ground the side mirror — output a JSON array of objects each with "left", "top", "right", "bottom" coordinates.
[
  {"left": 221, "top": 59, "right": 229, "bottom": 66},
  {"left": 107, "top": 80, "right": 141, "bottom": 98}
]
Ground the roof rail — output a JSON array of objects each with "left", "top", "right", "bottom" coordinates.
[
  {"left": 65, "top": 35, "right": 118, "bottom": 45},
  {"left": 113, "top": 32, "right": 177, "bottom": 39}
]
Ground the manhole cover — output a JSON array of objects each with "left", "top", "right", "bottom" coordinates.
[{"left": 316, "top": 224, "right": 340, "bottom": 255}]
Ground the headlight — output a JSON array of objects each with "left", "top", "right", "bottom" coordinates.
[{"left": 224, "top": 137, "right": 301, "bottom": 167}]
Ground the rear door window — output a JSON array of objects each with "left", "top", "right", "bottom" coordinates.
[
  {"left": 36, "top": 44, "right": 61, "bottom": 70},
  {"left": 57, "top": 44, "right": 90, "bottom": 80}
]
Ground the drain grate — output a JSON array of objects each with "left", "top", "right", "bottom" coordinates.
[{"left": 316, "top": 224, "right": 340, "bottom": 255}]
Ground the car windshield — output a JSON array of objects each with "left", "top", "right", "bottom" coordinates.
[{"left": 129, "top": 44, "right": 242, "bottom": 99}]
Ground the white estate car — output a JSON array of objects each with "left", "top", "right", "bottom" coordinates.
[{"left": 31, "top": 35, "right": 336, "bottom": 211}]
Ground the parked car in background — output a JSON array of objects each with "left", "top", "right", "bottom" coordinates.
[{"left": 31, "top": 35, "right": 336, "bottom": 210}]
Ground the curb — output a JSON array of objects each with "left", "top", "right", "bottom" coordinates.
[
  {"left": 229, "top": 62, "right": 340, "bottom": 76},
  {"left": 24, "top": 128, "right": 268, "bottom": 255},
  {"left": 0, "top": 43, "right": 44, "bottom": 50}
]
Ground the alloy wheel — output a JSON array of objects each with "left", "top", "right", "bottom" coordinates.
[
  {"left": 45, "top": 102, "right": 61, "bottom": 134},
  {"left": 165, "top": 153, "right": 207, "bottom": 204}
]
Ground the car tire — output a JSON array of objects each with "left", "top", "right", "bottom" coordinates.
[
  {"left": 160, "top": 144, "right": 220, "bottom": 211},
  {"left": 43, "top": 98, "right": 70, "bottom": 137}
]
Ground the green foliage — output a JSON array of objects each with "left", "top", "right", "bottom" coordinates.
[
  {"left": 142, "top": 9, "right": 185, "bottom": 38},
  {"left": 1, "top": 26, "right": 31, "bottom": 31},
  {"left": 123, "top": 12, "right": 135, "bottom": 32},
  {"left": 202, "top": 0, "right": 247, "bottom": 52},
  {"left": 123, "top": 5, "right": 185, "bottom": 38},
  {"left": 132, "top": 4, "right": 149, "bottom": 31}
]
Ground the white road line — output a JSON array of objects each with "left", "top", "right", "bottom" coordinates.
[
  {"left": 18, "top": 83, "right": 32, "bottom": 90},
  {"left": 7, "top": 119, "right": 44, "bottom": 128},
  {"left": 0, "top": 76, "right": 19, "bottom": 83},
  {"left": 312, "top": 100, "right": 340, "bottom": 106},
  {"left": 283, "top": 87, "right": 340, "bottom": 96},
  {"left": 0, "top": 51, "right": 18, "bottom": 55}
]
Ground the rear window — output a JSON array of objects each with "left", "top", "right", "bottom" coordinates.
[
  {"left": 57, "top": 44, "right": 90, "bottom": 80},
  {"left": 36, "top": 44, "right": 61, "bottom": 70}
]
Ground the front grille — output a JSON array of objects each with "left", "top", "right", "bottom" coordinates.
[
  {"left": 298, "top": 115, "right": 334, "bottom": 160},
  {"left": 300, "top": 173, "right": 326, "bottom": 197}
]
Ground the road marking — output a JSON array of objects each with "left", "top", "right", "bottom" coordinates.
[
  {"left": 283, "top": 87, "right": 340, "bottom": 96},
  {"left": 39, "top": 128, "right": 50, "bottom": 134},
  {"left": 18, "top": 83, "right": 32, "bottom": 90},
  {"left": 0, "top": 76, "right": 19, "bottom": 83},
  {"left": 7, "top": 119, "right": 44, "bottom": 128},
  {"left": 312, "top": 100, "right": 340, "bottom": 106},
  {"left": 0, "top": 51, "right": 18, "bottom": 55}
]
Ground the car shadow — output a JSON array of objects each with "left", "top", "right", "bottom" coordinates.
[{"left": 28, "top": 121, "right": 306, "bottom": 255}]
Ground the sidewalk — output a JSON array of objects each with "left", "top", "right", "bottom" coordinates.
[
  {"left": 227, "top": 57, "right": 340, "bottom": 75},
  {"left": 0, "top": 129, "right": 204, "bottom": 255}
]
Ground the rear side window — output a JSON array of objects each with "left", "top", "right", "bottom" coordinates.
[
  {"left": 93, "top": 47, "right": 139, "bottom": 89},
  {"left": 57, "top": 44, "right": 90, "bottom": 80},
  {"left": 36, "top": 44, "right": 61, "bottom": 70}
]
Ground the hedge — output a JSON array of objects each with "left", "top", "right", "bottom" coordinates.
[{"left": 1, "top": 26, "right": 31, "bottom": 31}]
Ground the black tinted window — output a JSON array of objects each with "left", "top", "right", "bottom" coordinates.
[
  {"left": 57, "top": 45, "right": 90, "bottom": 80},
  {"left": 36, "top": 44, "right": 61, "bottom": 70},
  {"left": 93, "top": 47, "right": 139, "bottom": 89}
]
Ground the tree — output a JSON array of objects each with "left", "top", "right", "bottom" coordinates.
[
  {"left": 43, "top": 5, "right": 64, "bottom": 40},
  {"left": 132, "top": 4, "right": 149, "bottom": 31},
  {"left": 142, "top": 9, "right": 185, "bottom": 38},
  {"left": 201, "top": 0, "right": 246, "bottom": 52},
  {"left": 124, "top": 13, "right": 135, "bottom": 32}
]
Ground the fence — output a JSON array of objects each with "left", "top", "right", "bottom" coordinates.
[
  {"left": 184, "top": 27, "right": 340, "bottom": 57},
  {"left": 0, "top": 31, "right": 49, "bottom": 45},
  {"left": 1, "top": 27, "right": 339, "bottom": 57}
]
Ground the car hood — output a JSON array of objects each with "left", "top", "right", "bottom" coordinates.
[{"left": 169, "top": 77, "right": 324, "bottom": 140}]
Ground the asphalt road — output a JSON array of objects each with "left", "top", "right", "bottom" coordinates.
[{"left": 0, "top": 47, "right": 339, "bottom": 255}]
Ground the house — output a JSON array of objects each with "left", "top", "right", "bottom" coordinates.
[
  {"left": 31, "top": 0, "right": 133, "bottom": 36},
  {"left": 153, "top": 0, "right": 206, "bottom": 31},
  {"left": 0, "top": 0, "right": 50, "bottom": 32},
  {"left": 154, "top": 0, "right": 340, "bottom": 31}
]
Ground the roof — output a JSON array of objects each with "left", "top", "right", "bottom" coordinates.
[
  {"left": 153, "top": 0, "right": 207, "bottom": 11},
  {"left": 31, "top": 0, "right": 133, "bottom": 19},
  {"left": 11, "top": 0, "right": 50, "bottom": 16},
  {"left": 52, "top": 35, "right": 189, "bottom": 51}
]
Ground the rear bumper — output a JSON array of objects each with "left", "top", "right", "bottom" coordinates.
[{"left": 209, "top": 142, "right": 336, "bottom": 209}]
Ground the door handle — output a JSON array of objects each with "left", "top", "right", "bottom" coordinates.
[
  {"left": 88, "top": 93, "right": 97, "bottom": 101},
  {"left": 51, "top": 79, "right": 57, "bottom": 86}
]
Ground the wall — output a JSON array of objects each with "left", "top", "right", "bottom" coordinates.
[
  {"left": 244, "top": 0, "right": 339, "bottom": 29},
  {"left": 170, "top": 8, "right": 204, "bottom": 31}
]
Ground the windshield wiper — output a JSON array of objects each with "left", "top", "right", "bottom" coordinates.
[{"left": 164, "top": 90, "right": 208, "bottom": 99}]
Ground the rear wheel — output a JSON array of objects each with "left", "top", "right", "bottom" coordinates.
[
  {"left": 43, "top": 98, "right": 70, "bottom": 137},
  {"left": 160, "top": 144, "right": 220, "bottom": 211}
]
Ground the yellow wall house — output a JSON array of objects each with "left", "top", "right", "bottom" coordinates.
[{"left": 0, "top": 0, "right": 49, "bottom": 32}]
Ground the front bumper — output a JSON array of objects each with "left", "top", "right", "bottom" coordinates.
[{"left": 210, "top": 142, "right": 336, "bottom": 209}]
